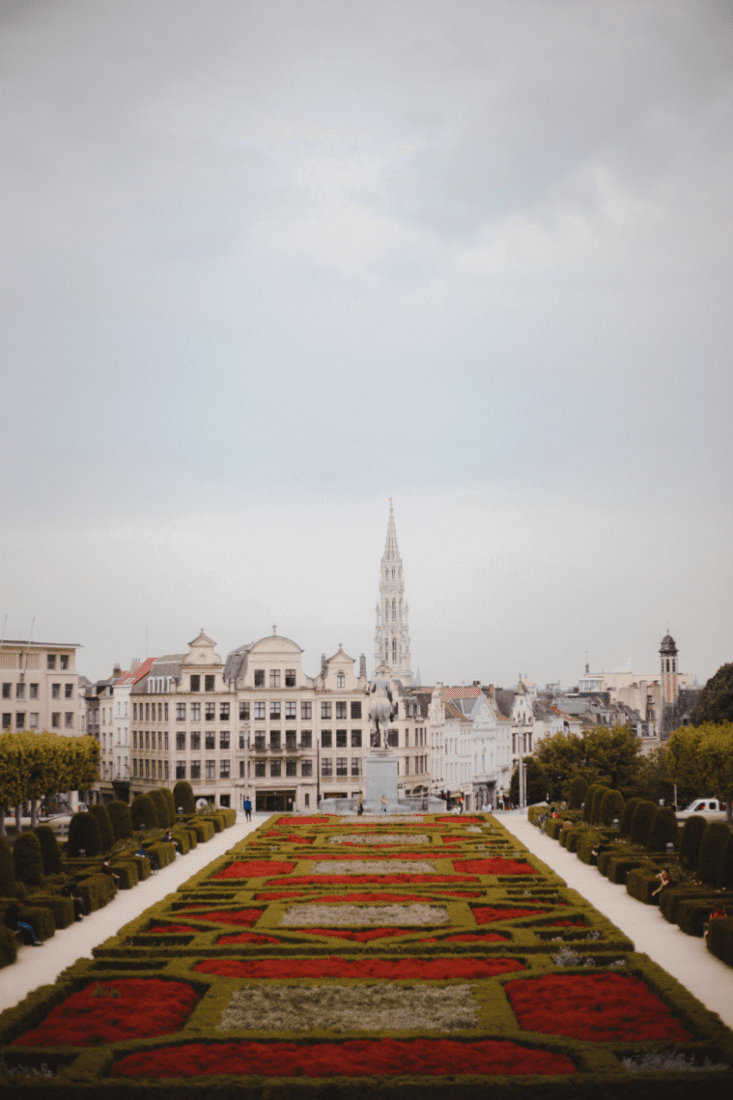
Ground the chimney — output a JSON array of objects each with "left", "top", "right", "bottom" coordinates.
[
  {"left": 130, "top": 658, "right": 141, "bottom": 672},
  {"left": 112, "top": 663, "right": 121, "bottom": 678}
]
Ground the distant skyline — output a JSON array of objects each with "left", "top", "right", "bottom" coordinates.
[{"left": 1, "top": 2, "right": 730, "bottom": 691}]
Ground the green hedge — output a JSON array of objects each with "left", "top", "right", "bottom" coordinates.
[
  {"left": 698, "top": 822, "right": 731, "bottom": 885},
  {"left": 707, "top": 915, "right": 733, "bottom": 966},
  {"left": 677, "top": 894, "right": 733, "bottom": 937},
  {"left": 619, "top": 796, "right": 642, "bottom": 838},
  {"left": 109, "top": 861, "right": 139, "bottom": 890},
  {"left": 75, "top": 873, "right": 116, "bottom": 913},
  {"left": 646, "top": 806, "right": 680, "bottom": 853},
  {"left": 629, "top": 800, "right": 657, "bottom": 846},
  {"left": 189, "top": 818, "right": 215, "bottom": 842},
  {"left": 33, "top": 825, "right": 63, "bottom": 874},
  {"left": 625, "top": 864, "right": 679, "bottom": 905},
  {"left": 24, "top": 894, "right": 75, "bottom": 929},
  {"left": 680, "top": 814, "right": 708, "bottom": 869},
  {"left": 0, "top": 924, "right": 18, "bottom": 969},
  {"left": 12, "top": 831, "right": 45, "bottom": 887}
]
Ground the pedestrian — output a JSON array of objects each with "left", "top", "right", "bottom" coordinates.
[
  {"left": 3, "top": 901, "right": 43, "bottom": 946},
  {"left": 243, "top": 797, "right": 252, "bottom": 822},
  {"left": 357, "top": 792, "right": 364, "bottom": 816},
  {"left": 61, "top": 876, "right": 87, "bottom": 921},
  {"left": 381, "top": 794, "right": 387, "bottom": 813},
  {"left": 458, "top": 796, "right": 465, "bottom": 814}
]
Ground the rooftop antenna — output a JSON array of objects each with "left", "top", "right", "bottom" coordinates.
[{"left": 145, "top": 616, "right": 149, "bottom": 659}]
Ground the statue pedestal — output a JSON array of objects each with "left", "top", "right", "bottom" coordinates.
[{"left": 364, "top": 750, "right": 399, "bottom": 812}]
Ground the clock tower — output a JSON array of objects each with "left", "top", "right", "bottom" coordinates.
[{"left": 374, "top": 500, "right": 413, "bottom": 685}]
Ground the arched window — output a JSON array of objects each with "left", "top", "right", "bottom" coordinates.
[
  {"left": 337, "top": 672, "right": 345, "bottom": 688},
  {"left": 666, "top": 659, "right": 670, "bottom": 672},
  {"left": 392, "top": 568, "right": 395, "bottom": 579},
  {"left": 392, "top": 638, "right": 397, "bottom": 662},
  {"left": 392, "top": 598, "right": 396, "bottom": 621},
  {"left": 385, "top": 599, "right": 389, "bottom": 621}
]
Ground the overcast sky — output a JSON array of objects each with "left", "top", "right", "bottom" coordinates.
[{"left": 1, "top": 0, "right": 731, "bottom": 690}]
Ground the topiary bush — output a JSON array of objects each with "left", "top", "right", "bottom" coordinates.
[
  {"left": 149, "top": 789, "right": 172, "bottom": 828},
  {"left": 646, "top": 806, "right": 680, "bottom": 852},
  {"left": 698, "top": 822, "right": 731, "bottom": 886},
  {"left": 12, "top": 831, "right": 45, "bottom": 887},
  {"left": 173, "top": 780, "right": 195, "bottom": 815},
  {"left": 680, "top": 814, "right": 708, "bottom": 870},
  {"left": 582, "top": 784, "right": 600, "bottom": 823},
  {"left": 131, "top": 793, "right": 158, "bottom": 831},
  {"left": 619, "top": 796, "right": 642, "bottom": 838},
  {"left": 33, "top": 825, "right": 62, "bottom": 874},
  {"left": 590, "top": 786, "right": 610, "bottom": 825},
  {"left": 0, "top": 923, "right": 18, "bottom": 969},
  {"left": 107, "top": 800, "right": 134, "bottom": 841},
  {"left": 629, "top": 800, "right": 657, "bottom": 846},
  {"left": 88, "top": 804, "right": 115, "bottom": 852},
  {"left": 67, "top": 810, "right": 102, "bottom": 858},
  {"left": 599, "top": 789, "right": 625, "bottom": 828},
  {"left": 717, "top": 830, "right": 733, "bottom": 890},
  {"left": 566, "top": 776, "right": 588, "bottom": 811},
  {"left": 161, "top": 787, "right": 176, "bottom": 823},
  {"left": 0, "top": 836, "right": 15, "bottom": 897}
]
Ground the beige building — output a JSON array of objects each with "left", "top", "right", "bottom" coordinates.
[{"left": 1, "top": 639, "right": 82, "bottom": 736}]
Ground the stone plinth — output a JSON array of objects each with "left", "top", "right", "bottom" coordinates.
[{"left": 364, "top": 750, "right": 399, "bottom": 812}]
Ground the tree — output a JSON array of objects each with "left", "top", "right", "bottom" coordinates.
[
  {"left": 173, "top": 781, "right": 195, "bottom": 815},
  {"left": 0, "top": 732, "right": 100, "bottom": 834},
  {"left": 67, "top": 811, "right": 102, "bottom": 858},
  {"left": 530, "top": 732, "right": 585, "bottom": 801},
  {"left": 509, "top": 757, "right": 548, "bottom": 805},
  {"left": 667, "top": 722, "right": 733, "bottom": 821},
  {"left": 630, "top": 744, "right": 683, "bottom": 805},
  {"left": 531, "top": 725, "right": 641, "bottom": 802},
  {"left": 691, "top": 664, "right": 733, "bottom": 726}
]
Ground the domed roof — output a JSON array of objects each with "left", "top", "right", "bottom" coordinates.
[{"left": 659, "top": 633, "right": 677, "bottom": 653}]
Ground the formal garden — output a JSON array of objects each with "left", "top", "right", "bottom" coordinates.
[{"left": 1, "top": 810, "right": 732, "bottom": 1096}]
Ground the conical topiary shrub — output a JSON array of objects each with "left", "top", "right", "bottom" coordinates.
[
  {"left": 717, "top": 830, "right": 733, "bottom": 890},
  {"left": 161, "top": 787, "right": 176, "bottom": 823},
  {"left": 173, "top": 780, "right": 195, "bottom": 815},
  {"left": 680, "top": 814, "right": 708, "bottom": 870},
  {"left": 0, "top": 836, "right": 15, "bottom": 897},
  {"left": 131, "top": 793, "right": 158, "bottom": 831},
  {"left": 33, "top": 825, "right": 62, "bottom": 874},
  {"left": 107, "top": 800, "right": 134, "bottom": 841},
  {"left": 13, "top": 831, "right": 45, "bottom": 886},
  {"left": 646, "top": 806, "right": 680, "bottom": 852},
  {"left": 599, "top": 789, "right": 625, "bottom": 828},
  {"left": 698, "top": 822, "right": 731, "bottom": 886},
  {"left": 149, "top": 789, "right": 171, "bottom": 828},
  {"left": 566, "top": 776, "right": 588, "bottom": 811},
  {"left": 629, "top": 800, "right": 657, "bottom": 846},
  {"left": 88, "top": 804, "right": 115, "bottom": 852},
  {"left": 620, "top": 797, "right": 642, "bottom": 838},
  {"left": 590, "top": 786, "right": 609, "bottom": 825},
  {"left": 582, "top": 784, "right": 600, "bottom": 823},
  {"left": 67, "top": 810, "right": 102, "bottom": 858}
]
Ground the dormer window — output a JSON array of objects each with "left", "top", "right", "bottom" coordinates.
[
  {"left": 204, "top": 675, "right": 215, "bottom": 692},
  {"left": 285, "top": 669, "right": 296, "bottom": 687},
  {"left": 190, "top": 675, "right": 200, "bottom": 692},
  {"left": 337, "top": 672, "right": 345, "bottom": 688}
]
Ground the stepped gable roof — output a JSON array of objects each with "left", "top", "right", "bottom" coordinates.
[{"left": 494, "top": 688, "right": 515, "bottom": 719}]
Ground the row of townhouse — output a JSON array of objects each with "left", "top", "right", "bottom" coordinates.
[{"left": 1, "top": 639, "right": 84, "bottom": 736}]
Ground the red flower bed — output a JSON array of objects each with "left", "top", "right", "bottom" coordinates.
[
  {"left": 194, "top": 956, "right": 526, "bottom": 980},
  {"left": 218, "top": 932, "right": 282, "bottom": 945},
  {"left": 505, "top": 973, "right": 692, "bottom": 1042},
  {"left": 455, "top": 859, "right": 537, "bottom": 875},
  {"left": 14, "top": 980, "right": 199, "bottom": 1048},
  {"left": 419, "top": 933, "right": 510, "bottom": 943},
  {"left": 298, "top": 927, "right": 434, "bottom": 942},
  {"left": 435, "top": 816, "right": 484, "bottom": 823},
  {"left": 264, "top": 874, "right": 479, "bottom": 886},
  {"left": 213, "top": 861, "right": 295, "bottom": 879},
  {"left": 182, "top": 908, "right": 262, "bottom": 926},
  {"left": 112, "top": 1038, "right": 576, "bottom": 1078},
  {"left": 473, "top": 907, "right": 546, "bottom": 924},
  {"left": 150, "top": 924, "right": 200, "bottom": 934},
  {"left": 263, "top": 834, "right": 314, "bottom": 844}
]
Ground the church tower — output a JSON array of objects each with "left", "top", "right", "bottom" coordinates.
[
  {"left": 374, "top": 500, "right": 412, "bottom": 685},
  {"left": 660, "top": 632, "right": 679, "bottom": 706}
]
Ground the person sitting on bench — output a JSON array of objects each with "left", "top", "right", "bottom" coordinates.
[
  {"left": 100, "top": 858, "right": 121, "bottom": 890},
  {"left": 61, "top": 876, "right": 87, "bottom": 921},
  {"left": 3, "top": 901, "right": 43, "bottom": 946}
]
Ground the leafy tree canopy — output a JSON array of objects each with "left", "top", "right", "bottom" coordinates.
[
  {"left": 667, "top": 721, "right": 733, "bottom": 821},
  {"left": 691, "top": 663, "right": 733, "bottom": 726},
  {"left": 532, "top": 725, "right": 641, "bottom": 801}
]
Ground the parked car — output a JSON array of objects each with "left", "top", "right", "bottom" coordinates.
[{"left": 675, "top": 798, "right": 728, "bottom": 821}]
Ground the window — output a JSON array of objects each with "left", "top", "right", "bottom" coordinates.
[
  {"left": 133, "top": 759, "right": 138, "bottom": 777},
  {"left": 270, "top": 759, "right": 281, "bottom": 777},
  {"left": 176, "top": 703, "right": 186, "bottom": 721},
  {"left": 190, "top": 675, "right": 200, "bottom": 692},
  {"left": 164, "top": 731, "right": 168, "bottom": 749},
  {"left": 239, "top": 702, "right": 250, "bottom": 720},
  {"left": 321, "top": 730, "right": 332, "bottom": 748},
  {"left": 351, "top": 758, "right": 361, "bottom": 776},
  {"left": 300, "top": 731, "right": 312, "bottom": 749},
  {"left": 176, "top": 732, "right": 186, "bottom": 751},
  {"left": 254, "top": 670, "right": 265, "bottom": 687},
  {"left": 176, "top": 761, "right": 186, "bottom": 779},
  {"left": 285, "top": 730, "right": 297, "bottom": 751},
  {"left": 52, "top": 712, "right": 60, "bottom": 728},
  {"left": 285, "top": 669, "right": 296, "bottom": 687},
  {"left": 301, "top": 702, "right": 312, "bottom": 719},
  {"left": 321, "top": 757, "right": 332, "bottom": 776},
  {"left": 337, "top": 672, "right": 345, "bottom": 688},
  {"left": 286, "top": 758, "right": 297, "bottom": 776},
  {"left": 133, "top": 731, "right": 138, "bottom": 748},
  {"left": 254, "top": 760, "right": 266, "bottom": 777},
  {"left": 145, "top": 731, "right": 150, "bottom": 749},
  {"left": 52, "top": 684, "right": 60, "bottom": 699},
  {"left": 47, "top": 655, "right": 56, "bottom": 670},
  {"left": 29, "top": 713, "right": 38, "bottom": 729},
  {"left": 220, "top": 731, "right": 230, "bottom": 749},
  {"left": 220, "top": 702, "right": 230, "bottom": 721},
  {"left": 205, "top": 732, "right": 215, "bottom": 750},
  {"left": 191, "top": 731, "right": 201, "bottom": 750},
  {"left": 60, "top": 655, "right": 68, "bottom": 670},
  {"left": 145, "top": 702, "right": 150, "bottom": 721},
  {"left": 239, "top": 734, "right": 246, "bottom": 750},
  {"left": 254, "top": 702, "right": 265, "bottom": 720},
  {"left": 336, "top": 757, "right": 347, "bottom": 776},
  {"left": 285, "top": 701, "right": 296, "bottom": 720},
  {"left": 336, "top": 729, "right": 347, "bottom": 747},
  {"left": 65, "top": 683, "right": 73, "bottom": 699},
  {"left": 220, "top": 759, "right": 230, "bottom": 778},
  {"left": 205, "top": 702, "right": 216, "bottom": 721},
  {"left": 205, "top": 675, "right": 215, "bottom": 692},
  {"left": 1, "top": 684, "right": 9, "bottom": 698},
  {"left": 133, "top": 703, "right": 138, "bottom": 720},
  {"left": 254, "top": 732, "right": 266, "bottom": 751},
  {"left": 2, "top": 714, "right": 11, "bottom": 729},
  {"left": 239, "top": 760, "right": 246, "bottom": 778},
  {"left": 336, "top": 701, "right": 347, "bottom": 719},
  {"left": 205, "top": 760, "right": 216, "bottom": 779},
  {"left": 351, "top": 701, "right": 362, "bottom": 719},
  {"left": 387, "top": 729, "right": 399, "bottom": 747},
  {"left": 301, "top": 759, "right": 313, "bottom": 776},
  {"left": 145, "top": 759, "right": 150, "bottom": 779},
  {"left": 270, "top": 670, "right": 280, "bottom": 688},
  {"left": 16, "top": 683, "right": 25, "bottom": 700},
  {"left": 190, "top": 761, "right": 201, "bottom": 780},
  {"left": 191, "top": 702, "right": 201, "bottom": 721},
  {"left": 65, "top": 713, "right": 73, "bottom": 728},
  {"left": 270, "top": 731, "right": 281, "bottom": 751},
  {"left": 16, "top": 713, "right": 25, "bottom": 729},
  {"left": 270, "top": 702, "right": 281, "bottom": 720},
  {"left": 351, "top": 730, "right": 362, "bottom": 748},
  {"left": 321, "top": 702, "right": 332, "bottom": 719},
  {"left": 164, "top": 761, "right": 169, "bottom": 780}
]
